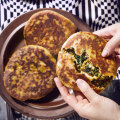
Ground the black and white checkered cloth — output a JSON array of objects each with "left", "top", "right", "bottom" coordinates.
[
  {"left": 0, "top": 0, "right": 120, "bottom": 120},
  {"left": 0, "top": 0, "right": 120, "bottom": 31}
]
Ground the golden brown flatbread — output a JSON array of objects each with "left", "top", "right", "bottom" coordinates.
[
  {"left": 4, "top": 45, "right": 56, "bottom": 101},
  {"left": 24, "top": 10, "right": 77, "bottom": 57},
  {"left": 56, "top": 32, "right": 117, "bottom": 93}
]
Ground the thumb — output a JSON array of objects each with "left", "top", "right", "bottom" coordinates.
[
  {"left": 76, "top": 79, "right": 98, "bottom": 102},
  {"left": 102, "top": 32, "right": 120, "bottom": 57}
]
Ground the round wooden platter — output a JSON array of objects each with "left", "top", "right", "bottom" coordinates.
[{"left": 0, "top": 8, "right": 92, "bottom": 119}]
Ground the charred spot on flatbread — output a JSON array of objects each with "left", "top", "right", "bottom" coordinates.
[{"left": 4, "top": 45, "right": 56, "bottom": 101}]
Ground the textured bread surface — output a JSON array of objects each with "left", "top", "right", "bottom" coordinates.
[
  {"left": 4, "top": 45, "right": 56, "bottom": 101},
  {"left": 57, "top": 32, "right": 117, "bottom": 93},
  {"left": 24, "top": 10, "right": 77, "bottom": 56}
]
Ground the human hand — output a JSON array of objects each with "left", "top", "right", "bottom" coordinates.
[
  {"left": 94, "top": 23, "right": 120, "bottom": 67},
  {"left": 54, "top": 77, "right": 120, "bottom": 120}
]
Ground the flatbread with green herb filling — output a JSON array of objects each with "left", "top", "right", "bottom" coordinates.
[{"left": 57, "top": 32, "right": 117, "bottom": 93}]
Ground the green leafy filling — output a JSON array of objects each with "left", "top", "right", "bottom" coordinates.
[
  {"left": 63, "top": 47, "right": 113, "bottom": 88},
  {"left": 84, "top": 63, "right": 99, "bottom": 76},
  {"left": 64, "top": 47, "right": 88, "bottom": 73},
  {"left": 91, "top": 76, "right": 113, "bottom": 88}
]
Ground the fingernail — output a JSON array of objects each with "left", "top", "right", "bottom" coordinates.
[
  {"left": 76, "top": 79, "right": 84, "bottom": 86},
  {"left": 102, "top": 50, "right": 108, "bottom": 57},
  {"left": 54, "top": 77, "right": 58, "bottom": 82}
]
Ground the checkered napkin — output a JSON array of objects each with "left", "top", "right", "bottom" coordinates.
[{"left": 0, "top": 0, "right": 119, "bottom": 31}]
